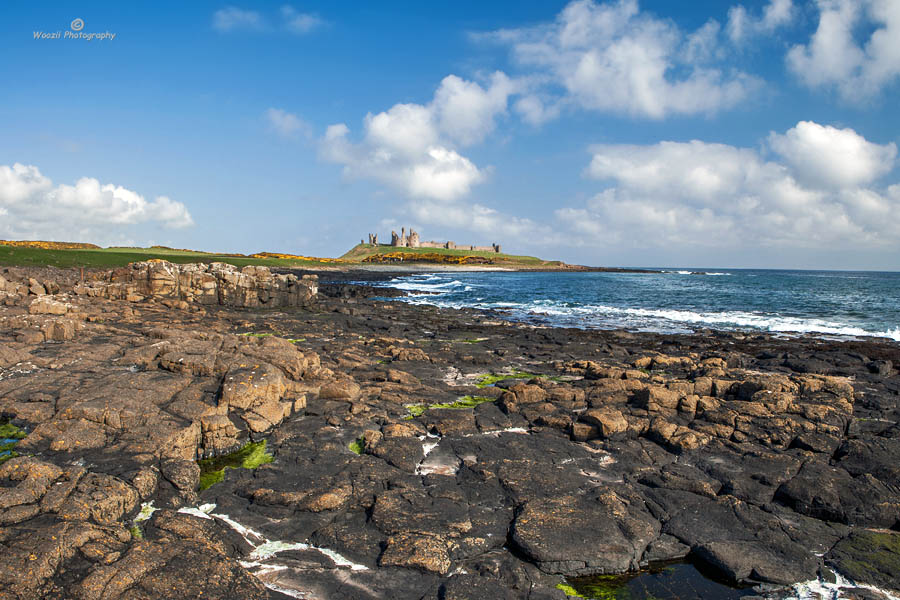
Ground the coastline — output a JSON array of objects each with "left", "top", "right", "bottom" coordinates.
[
  {"left": 0, "top": 263, "right": 898, "bottom": 599},
  {"left": 285, "top": 264, "right": 661, "bottom": 274}
]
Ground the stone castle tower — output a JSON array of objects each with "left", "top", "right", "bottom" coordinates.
[{"left": 366, "top": 227, "right": 501, "bottom": 253}]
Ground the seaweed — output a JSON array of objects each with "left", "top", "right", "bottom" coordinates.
[
  {"left": 403, "top": 396, "right": 494, "bottom": 419},
  {"left": 198, "top": 440, "right": 273, "bottom": 491},
  {"left": 348, "top": 437, "right": 365, "bottom": 455}
]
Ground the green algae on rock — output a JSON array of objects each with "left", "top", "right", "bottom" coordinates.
[
  {"left": 828, "top": 530, "right": 900, "bottom": 594},
  {"left": 198, "top": 440, "right": 273, "bottom": 491},
  {"left": 404, "top": 395, "right": 494, "bottom": 419},
  {"left": 0, "top": 419, "right": 27, "bottom": 465},
  {"left": 556, "top": 583, "right": 586, "bottom": 598},
  {"left": 444, "top": 395, "right": 494, "bottom": 409},
  {"left": 475, "top": 370, "right": 545, "bottom": 388},
  {"left": 348, "top": 437, "right": 365, "bottom": 455}
]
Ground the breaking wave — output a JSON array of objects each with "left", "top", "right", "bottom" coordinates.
[{"left": 379, "top": 269, "right": 900, "bottom": 342}]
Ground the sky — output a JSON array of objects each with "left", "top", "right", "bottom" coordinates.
[{"left": 1, "top": 0, "right": 899, "bottom": 270}]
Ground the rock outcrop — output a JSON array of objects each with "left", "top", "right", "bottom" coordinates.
[{"left": 74, "top": 260, "right": 317, "bottom": 308}]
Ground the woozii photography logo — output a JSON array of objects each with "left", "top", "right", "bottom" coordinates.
[{"left": 33, "top": 17, "right": 117, "bottom": 41}]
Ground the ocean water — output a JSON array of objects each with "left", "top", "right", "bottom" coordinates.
[{"left": 378, "top": 269, "right": 900, "bottom": 341}]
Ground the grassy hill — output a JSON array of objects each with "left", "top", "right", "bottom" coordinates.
[
  {"left": 340, "top": 243, "right": 568, "bottom": 268},
  {"left": 0, "top": 243, "right": 340, "bottom": 269},
  {"left": 0, "top": 240, "right": 572, "bottom": 270}
]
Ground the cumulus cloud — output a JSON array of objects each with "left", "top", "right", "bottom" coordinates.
[
  {"left": 281, "top": 6, "right": 323, "bottom": 34},
  {"left": 405, "top": 200, "right": 552, "bottom": 242},
  {"left": 486, "top": 0, "right": 759, "bottom": 119},
  {"left": 212, "top": 7, "right": 264, "bottom": 32},
  {"left": 556, "top": 121, "right": 900, "bottom": 250},
  {"left": 320, "top": 72, "right": 514, "bottom": 202},
  {"left": 787, "top": 0, "right": 900, "bottom": 101},
  {"left": 317, "top": 72, "right": 560, "bottom": 241},
  {"left": 768, "top": 121, "right": 897, "bottom": 189},
  {"left": 265, "top": 108, "right": 312, "bottom": 139},
  {"left": 726, "top": 0, "right": 794, "bottom": 44},
  {"left": 432, "top": 73, "right": 517, "bottom": 145},
  {"left": 0, "top": 163, "right": 193, "bottom": 242}
]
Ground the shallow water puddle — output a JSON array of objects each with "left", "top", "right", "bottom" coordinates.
[
  {"left": 0, "top": 419, "right": 26, "bottom": 464},
  {"left": 197, "top": 440, "right": 274, "bottom": 491},
  {"left": 560, "top": 563, "right": 900, "bottom": 600},
  {"left": 561, "top": 562, "right": 752, "bottom": 599}
]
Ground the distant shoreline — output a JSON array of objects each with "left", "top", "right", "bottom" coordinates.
[{"left": 284, "top": 264, "right": 660, "bottom": 276}]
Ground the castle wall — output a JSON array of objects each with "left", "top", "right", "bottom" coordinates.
[{"left": 374, "top": 228, "right": 499, "bottom": 252}]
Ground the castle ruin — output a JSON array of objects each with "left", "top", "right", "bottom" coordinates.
[{"left": 365, "top": 227, "right": 501, "bottom": 253}]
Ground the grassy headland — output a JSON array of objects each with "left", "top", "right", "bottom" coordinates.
[
  {"left": 341, "top": 243, "right": 571, "bottom": 268},
  {"left": 0, "top": 242, "right": 343, "bottom": 269},
  {"left": 0, "top": 240, "right": 582, "bottom": 270}
]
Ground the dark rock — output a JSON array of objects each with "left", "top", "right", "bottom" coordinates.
[
  {"left": 827, "top": 530, "right": 900, "bottom": 594},
  {"left": 867, "top": 360, "right": 894, "bottom": 376},
  {"left": 776, "top": 460, "right": 900, "bottom": 527},
  {"left": 835, "top": 437, "right": 900, "bottom": 485},
  {"left": 371, "top": 437, "right": 425, "bottom": 473},
  {"left": 509, "top": 487, "right": 659, "bottom": 576},
  {"left": 641, "top": 533, "right": 690, "bottom": 562},
  {"left": 440, "top": 574, "right": 519, "bottom": 600}
]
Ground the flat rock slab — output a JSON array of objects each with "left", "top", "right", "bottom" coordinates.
[{"left": 510, "top": 487, "right": 659, "bottom": 576}]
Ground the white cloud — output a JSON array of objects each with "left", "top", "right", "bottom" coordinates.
[
  {"left": 213, "top": 5, "right": 323, "bottom": 34},
  {"left": 320, "top": 72, "right": 514, "bottom": 202},
  {"left": 487, "top": 0, "right": 760, "bottom": 119},
  {"left": 768, "top": 120, "right": 897, "bottom": 189},
  {"left": 212, "top": 7, "right": 264, "bottom": 32},
  {"left": 0, "top": 163, "right": 193, "bottom": 242},
  {"left": 364, "top": 103, "right": 438, "bottom": 156},
  {"left": 281, "top": 6, "right": 323, "bottom": 34},
  {"left": 322, "top": 122, "right": 485, "bottom": 201},
  {"left": 556, "top": 121, "right": 900, "bottom": 250},
  {"left": 317, "top": 72, "right": 559, "bottom": 242},
  {"left": 787, "top": 0, "right": 900, "bottom": 101},
  {"left": 265, "top": 108, "right": 312, "bottom": 139},
  {"left": 406, "top": 200, "right": 551, "bottom": 242},
  {"left": 726, "top": 0, "right": 794, "bottom": 44},
  {"left": 684, "top": 20, "right": 724, "bottom": 63},
  {"left": 513, "top": 93, "right": 563, "bottom": 126},
  {"left": 432, "top": 72, "right": 517, "bottom": 146}
]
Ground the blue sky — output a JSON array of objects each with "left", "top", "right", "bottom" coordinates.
[{"left": 1, "top": 1, "right": 899, "bottom": 269}]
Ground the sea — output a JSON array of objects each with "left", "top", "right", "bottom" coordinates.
[{"left": 377, "top": 269, "right": 900, "bottom": 342}]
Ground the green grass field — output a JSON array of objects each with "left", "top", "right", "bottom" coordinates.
[
  {"left": 340, "top": 243, "right": 564, "bottom": 267},
  {"left": 0, "top": 241, "right": 569, "bottom": 270},
  {"left": 0, "top": 245, "right": 336, "bottom": 269}
]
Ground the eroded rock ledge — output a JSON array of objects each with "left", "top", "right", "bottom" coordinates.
[
  {"left": 76, "top": 260, "right": 318, "bottom": 308},
  {"left": 0, "top": 264, "right": 898, "bottom": 600}
]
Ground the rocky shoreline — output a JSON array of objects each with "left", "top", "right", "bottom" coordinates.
[{"left": 1, "top": 262, "right": 898, "bottom": 599}]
